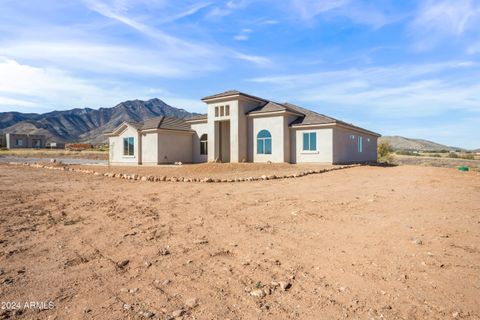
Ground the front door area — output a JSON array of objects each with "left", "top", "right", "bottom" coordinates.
[{"left": 217, "top": 121, "right": 230, "bottom": 162}]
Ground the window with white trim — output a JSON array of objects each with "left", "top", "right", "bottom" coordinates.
[
  {"left": 358, "top": 136, "right": 363, "bottom": 153},
  {"left": 200, "top": 134, "right": 208, "bottom": 155},
  {"left": 303, "top": 132, "right": 317, "bottom": 151},
  {"left": 257, "top": 130, "right": 272, "bottom": 154},
  {"left": 123, "top": 137, "right": 134, "bottom": 156}
]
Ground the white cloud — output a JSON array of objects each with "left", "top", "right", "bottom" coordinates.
[
  {"left": 0, "top": 41, "right": 218, "bottom": 78},
  {"left": 0, "top": 57, "right": 174, "bottom": 111},
  {"left": 467, "top": 42, "right": 480, "bottom": 54},
  {"left": 288, "top": 0, "right": 390, "bottom": 28},
  {"left": 83, "top": 0, "right": 270, "bottom": 66},
  {"left": 249, "top": 61, "right": 480, "bottom": 117},
  {"left": 206, "top": 0, "right": 251, "bottom": 18},
  {"left": 409, "top": 0, "right": 480, "bottom": 50},
  {"left": 234, "top": 34, "right": 249, "bottom": 41}
]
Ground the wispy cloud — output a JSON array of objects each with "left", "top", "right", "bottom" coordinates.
[
  {"left": 0, "top": 41, "right": 218, "bottom": 77},
  {"left": 206, "top": 0, "right": 251, "bottom": 18},
  {"left": 0, "top": 57, "right": 137, "bottom": 110},
  {"left": 287, "top": 0, "right": 391, "bottom": 28},
  {"left": 409, "top": 0, "right": 480, "bottom": 50},
  {"left": 233, "top": 28, "right": 252, "bottom": 41},
  {"left": 83, "top": 0, "right": 270, "bottom": 66},
  {"left": 249, "top": 61, "right": 480, "bottom": 117},
  {"left": 0, "top": 57, "right": 203, "bottom": 112},
  {"left": 159, "top": 2, "right": 212, "bottom": 24}
]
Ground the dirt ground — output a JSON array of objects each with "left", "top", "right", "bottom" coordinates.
[
  {"left": 71, "top": 163, "right": 337, "bottom": 180},
  {"left": 0, "top": 149, "right": 108, "bottom": 160},
  {"left": 393, "top": 155, "right": 480, "bottom": 171},
  {"left": 0, "top": 164, "right": 479, "bottom": 319}
]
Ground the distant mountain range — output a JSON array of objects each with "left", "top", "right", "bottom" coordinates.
[
  {"left": 0, "top": 102, "right": 476, "bottom": 151},
  {"left": 379, "top": 136, "right": 467, "bottom": 152},
  {"left": 0, "top": 99, "right": 199, "bottom": 144}
]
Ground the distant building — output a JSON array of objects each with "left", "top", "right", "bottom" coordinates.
[
  {"left": 0, "top": 134, "right": 5, "bottom": 148},
  {"left": 47, "top": 142, "right": 66, "bottom": 149},
  {"left": 106, "top": 90, "right": 380, "bottom": 165},
  {"left": 4, "top": 133, "right": 46, "bottom": 149}
]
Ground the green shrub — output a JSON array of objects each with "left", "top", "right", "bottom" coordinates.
[
  {"left": 378, "top": 142, "right": 393, "bottom": 163},
  {"left": 461, "top": 154, "right": 474, "bottom": 160},
  {"left": 396, "top": 150, "right": 420, "bottom": 156}
]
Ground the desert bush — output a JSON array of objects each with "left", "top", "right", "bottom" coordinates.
[
  {"left": 66, "top": 143, "right": 93, "bottom": 151},
  {"left": 448, "top": 152, "right": 458, "bottom": 158},
  {"left": 396, "top": 150, "right": 420, "bottom": 156},
  {"left": 431, "top": 154, "right": 441, "bottom": 158},
  {"left": 378, "top": 142, "right": 393, "bottom": 163},
  {"left": 461, "top": 154, "right": 474, "bottom": 160}
]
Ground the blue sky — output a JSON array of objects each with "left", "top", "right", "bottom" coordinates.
[{"left": 0, "top": 0, "right": 479, "bottom": 148}]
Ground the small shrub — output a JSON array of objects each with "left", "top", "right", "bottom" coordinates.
[
  {"left": 377, "top": 142, "right": 393, "bottom": 163},
  {"left": 461, "top": 154, "right": 474, "bottom": 160},
  {"left": 448, "top": 152, "right": 458, "bottom": 158},
  {"left": 431, "top": 154, "right": 441, "bottom": 158},
  {"left": 396, "top": 150, "right": 420, "bottom": 156}
]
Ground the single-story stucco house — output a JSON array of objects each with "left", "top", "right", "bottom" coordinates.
[
  {"left": 106, "top": 90, "right": 380, "bottom": 165},
  {"left": 0, "top": 133, "right": 46, "bottom": 149}
]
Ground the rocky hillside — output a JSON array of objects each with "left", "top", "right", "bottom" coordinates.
[
  {"left": 0, "top": 99, "right": 199, "bottom": 144},
  {"left": 379, "top": 136, "right": 464, "bottom": 151}
]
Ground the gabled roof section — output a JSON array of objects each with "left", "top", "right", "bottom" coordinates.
[
  {"left": 141, "top": 116, "right": 191, "bottom": 131},
  {"left": 202, "top": 90, "right": 268, "bottom": 102},
  {"left": 248, "top": 101, "right": 304, "bottom": 116},
  {"left": 105, "top": 116, "right": 192, "bottom": 136},
  {"left": 283, "top": 103, "right": 337, "bottom": 125},
  {"left": 185, "top": 114, "right": 208, "bottom": 122},
  {"left": 285, "top": 103, "right": 380, "bottom": 136}
]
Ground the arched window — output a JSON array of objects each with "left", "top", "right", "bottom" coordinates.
[
  {"left": 200, "top": 134, "right": 208, "bottom": 155},
  {"left": 257, "top": 130, "right": 272, "bottom": 154}
]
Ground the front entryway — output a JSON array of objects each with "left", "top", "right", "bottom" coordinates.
[{"left": 218, "top": 121, "right": 230, "bottom": 162}]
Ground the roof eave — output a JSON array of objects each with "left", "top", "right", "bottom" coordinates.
[
  {"left": 247, "top": 110, "right": 304, "bottom": 117},
  {"left": 202, "top": 92, "right": 268, "bottom": 103},
  {"left": 290, "top": 122, "right": 381, "bottom": 137}
]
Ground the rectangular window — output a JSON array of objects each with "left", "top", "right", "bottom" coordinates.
[
  {"left": 220, "top": 105, "right": 224, "bottom": 116},
  {"left": 225, "top": 105, "right": 230, "bottom": 116},
  {"left": 358, "top": 136, "right": 363, "bottom": 153},
  {"left": 200, "top": 141, "right": 207, "bottom": 155},
  {"left": 215, "top": 107, "right": 219, "bottom": 117},
  {"left": 16, "top": 139, "right": 23, "bottom": 146},
  {"left": 257, "top": 139, "right": 264, "bottom": 154},
  {"left": 303, "top": 132, "right": 317, "bottom": 151},
  {"left": 123, "top": 137, "right": 134, "bottom": 156}
]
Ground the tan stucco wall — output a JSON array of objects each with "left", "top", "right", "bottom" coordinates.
[
  {"left": 250, "top": 115, "right": 286, "bottom": 163},
  {"left": 141, "top": 132, "right": 158, "bottom": 165},
  {"left": 291, "top": 127, "right": 333, "bottom": 163},
  {"left": 190, "top": 122, "right": 208, "bottom": 163},
  {"left": 206, "top": 99, "right": 238, "bottom": 162},
  {"left": 237, "top": 98, "right": 262, "bottom": 162},
  {"left": 157, "top": 131, "right": 193, "bottom": 164},
  {"left": 205, "top": 96, "right": 264, "bottom": 163},
  {"left": 332, "top": 127, "right": 377, "bottom": 164},
  {"left": 109, "top": 125, "right": 140, "bottom": 165},
  {"left": 5, "top": 133, "right": 46, "bottom": 149}
]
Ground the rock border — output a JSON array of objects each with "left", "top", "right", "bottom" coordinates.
[{"left": 8, "top": 161, "right": 359, "bottom": 183}]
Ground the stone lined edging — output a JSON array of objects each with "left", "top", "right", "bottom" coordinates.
[{"left": 8, "top": 161, "right": 358, "bottom": 183}]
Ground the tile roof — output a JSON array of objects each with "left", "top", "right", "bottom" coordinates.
[
  {"left": 139, "top": 116, "right": 191, "bottom": 131},
  {"left": 246, "top": 100, "right": 380, "bottom": 136},
  {"left": 114, "top": 116, "right": 192, "bottom": 133},
  {"left": 185, "top": 114, "right": 208, "bottom": 121},
  {"left": 202, "top": 90, "right": 268, "bottom": 102}
]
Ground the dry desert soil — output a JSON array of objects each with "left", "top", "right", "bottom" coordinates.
[{"left": 0, "top": 164, "right": 479, "bottom": 319}]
